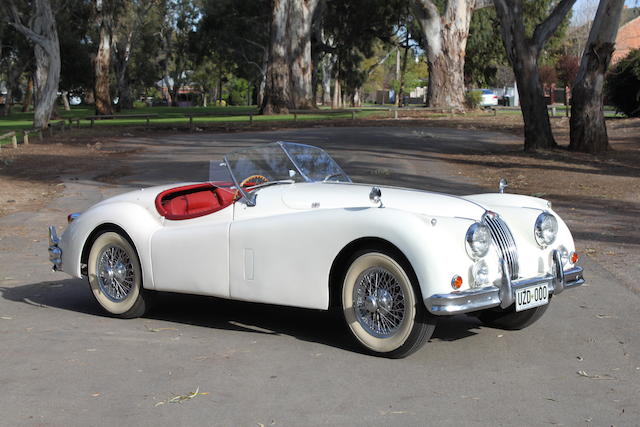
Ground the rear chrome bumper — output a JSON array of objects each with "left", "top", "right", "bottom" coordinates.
[
  {"left": 425, "top": 250, "right": 584, "bottom": 315},
  {"left": 48, "top": 226, "right": 63, "bottom": 272}
]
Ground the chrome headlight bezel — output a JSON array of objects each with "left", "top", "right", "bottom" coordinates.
[
  {"left": 465, "top": 222, "right": 492, "bottom": 259},
  {"left": 534, "top": 212, "right": 558, "bottom": 247}
]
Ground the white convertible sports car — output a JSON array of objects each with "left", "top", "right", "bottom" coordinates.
[{"left": 48, "top": 142, "right": 584, "bottom": 358}]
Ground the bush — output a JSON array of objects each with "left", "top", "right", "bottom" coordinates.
[
  {"left": 465, "top": 90, "right": 482, "bottom": 109},
  {"left": 606, "top": 49, "right": 640, "bottom": 117}
]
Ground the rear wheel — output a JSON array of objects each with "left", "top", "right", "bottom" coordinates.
[
  {"left": 87, "top": 232, "right": 147, "bottom": 318},
  {"left": 476, "top": 301, "right": 550, "bottom": 330},
  {"left": 341, "top": 250, "right": 435, "bottom": 358}
]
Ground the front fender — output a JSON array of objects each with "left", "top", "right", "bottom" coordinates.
[{"left": 60, "top": 202, "right": 163, "bottom": 289}]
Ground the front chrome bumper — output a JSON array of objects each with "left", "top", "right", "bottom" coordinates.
[
  {"left": 48, "top": 226, "right": 63, "bottom": 272},
  {"left": 425, "top": 250, "right": 584, "bottom": 315}
]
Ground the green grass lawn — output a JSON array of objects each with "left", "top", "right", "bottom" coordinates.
[
  {"left": 0, "top": 105, "right": 384, "bottom": 145},
  {"left": 0, "top": 103, "right": 625, "bottom": 146}
]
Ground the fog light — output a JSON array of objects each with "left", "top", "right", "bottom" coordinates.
[
  {"left": 472, "top": 259, "right": 490, "bottom": 288},
  {"left": 451, "top": 275, "right": 463, "bottom": 290}
]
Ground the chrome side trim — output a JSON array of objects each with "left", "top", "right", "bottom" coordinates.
[
  {"left": 425, "top": 263, "right": 585, "bottom": 315},
  {"left": 48, "top": 226, "right": 63, "bottom": 272}
]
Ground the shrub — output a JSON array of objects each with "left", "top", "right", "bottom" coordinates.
[
  {"left": 465, "top": 90, "right": 482, "bottom": 109},
  {"left": 606, "top": 49, "right": 640, "bottom": 117}
]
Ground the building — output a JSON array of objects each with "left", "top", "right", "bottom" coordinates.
[{"left": 612, "top": 8, "right": 640, "bottom": 64}]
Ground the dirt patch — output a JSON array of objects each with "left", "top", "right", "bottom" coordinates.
[{"left": 0, "top": 130, "right": 136, "bottom": 217}]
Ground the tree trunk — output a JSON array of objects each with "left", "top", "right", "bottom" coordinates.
[
  {"left": 493, "top": 0, "right": 576, "bottom": 151},
  {"left": 512, "top": 50, "right": 557, "bottom": 151},
  {"left": 261, "top": 0, "right": 319, "bottom": 114},
  {"left": 94, "top": 0, "right": 113, "bottom": 115},
  {"left": 114, "top": 30, "right": 134, "bottom": 112},
  {"left": 321, "top": 58, "right": 333, "bottom": 106},
  {"left": 332, "top": 78, "right": 342, "bottom": 109},
  {"left": 8, "top": 0, "right": 61, "bottom": 129},
  {"left": 398, "top": 39, "right": 410, "bottom": 107},
  {"left": 61, "top": 90, "right": 70, "bottom": 110},
  {"left": 413, "top": 0, "right": 481, "bottom": 109},
  {"left": 570, "top": 0, "right": 624, "bottom": 154},
  {"left": 22, "top": 77, "right": 33, "bottom": 112}
]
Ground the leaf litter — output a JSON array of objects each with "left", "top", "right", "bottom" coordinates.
[
  {"left": 576, "top": 370, "right": 617, "bottom": 380},
  {"left": 154, "top": 387, "right": 209, "bottom": 407}
]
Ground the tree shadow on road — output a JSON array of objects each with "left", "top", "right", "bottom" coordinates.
[{"left": 1, "top": 278, "right": 483, "bottom": 356}]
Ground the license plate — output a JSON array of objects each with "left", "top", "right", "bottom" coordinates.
[{"left": 515, "top": 283, "right": 549, "bottom": 312}]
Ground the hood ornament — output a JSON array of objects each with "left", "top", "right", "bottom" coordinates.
[
  {"left": 369, "top": 186, "right": 383, "bottom": 208},
  {"left": 498, "top": 178, "right": 508, "bottom": 194}
]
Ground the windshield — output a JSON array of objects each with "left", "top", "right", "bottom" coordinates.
[{"left": 223, "top": 142, "right": 351, "bottom": 204}]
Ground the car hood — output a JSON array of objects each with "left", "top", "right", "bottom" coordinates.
[{"left": 281, "top": 182, "right": 488, "bottom": 221}]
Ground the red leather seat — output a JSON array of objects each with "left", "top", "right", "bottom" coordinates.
[{"left": 155, "top": 183, "right": 235, "bottom": 220}]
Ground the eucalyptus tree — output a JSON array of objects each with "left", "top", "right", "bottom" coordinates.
[
  {"left": 570, "top": 0, "right": 625, "bottom": 153},
  {"left": 3, "top": 0, "right": 61, "bottom": 128},
  {"left": 94, "top": 0, "right": 122, "bottom": 115},
  {"left": 261, "top": 0, "right": 320, "bottom": 114},
  {"left": 412, "top": 0, "right": 492, "bottom": 109},
  {"left": 493, "top": 0, "right": 576, "bottom": 151}
]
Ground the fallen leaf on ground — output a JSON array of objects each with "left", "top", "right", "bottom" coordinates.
[
  {"left": 0, "top": 316, "right": 13, "bottom": 320},
  {"left": 91, "top": 393, "right": 100, "bottom": 397},
  {"left": 595, "top": 314, "right": 613, "bottom": 319},
  {"left": 154, "top": 387, "right": 209, "bottom": 407},
  {"left": 577, "top": 370, "right": 616, "bottom": 380}
]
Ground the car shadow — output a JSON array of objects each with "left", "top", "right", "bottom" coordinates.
[{"left": 1, "top": 279, "right": 482, "bottom": 354}]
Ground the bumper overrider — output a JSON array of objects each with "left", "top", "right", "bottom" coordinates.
[
  {"left": 48, "top": 226, "right": 63, "bottom": 272},
  {"left": 425, "top": 249, "right": 584, "bottom": 315}
]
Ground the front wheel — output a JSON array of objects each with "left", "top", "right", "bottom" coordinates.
[
  {"left": 341, "top": 250, "right": 435, "bottom": 358},
  {"left": 87, "top": 231, "right": 148, "bottom": 318},
  {"left": 476, "top": 301, "right": 550, "bottom": 330}
]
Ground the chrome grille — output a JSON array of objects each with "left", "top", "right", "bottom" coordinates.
[{"left": 483, "top": 213, "right": 519, "bottom": 280}]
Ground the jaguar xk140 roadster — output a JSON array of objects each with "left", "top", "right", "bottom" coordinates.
[{"left": 49, "top": 142, "right": 584, "bottom": 358}]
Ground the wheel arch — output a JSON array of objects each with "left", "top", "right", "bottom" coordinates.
[
  {"left": 80, "top": 223, "right": 138, "bottom": 276},
  {"left": 328, "top": 237, "right": 422, "bottom": 311}
]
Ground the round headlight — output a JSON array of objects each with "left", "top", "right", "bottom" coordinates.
[
  {"left": 466, "top": 223, "right": 491, "bottom": 259},
  {"left": 534, "top": 212, "right": 558, "bottom": 247}
]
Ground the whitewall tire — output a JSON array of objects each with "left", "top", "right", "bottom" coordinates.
[
  {"left": 87, "top": 232, "right": 147, "bottom": 318},
  {"left": 341, "top": 250, "right": 435, "bottom": 358}
]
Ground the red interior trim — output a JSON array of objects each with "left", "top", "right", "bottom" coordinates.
[{"left": 155, "top": 183, "right": 235, "bottom": 220}]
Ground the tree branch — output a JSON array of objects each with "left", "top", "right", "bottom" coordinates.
[
  {"left": 532, "top": 0, "right": 576, "bottom": 49},
  {"left": 5, "top": 0, "right": 50, "bottom": 51}
]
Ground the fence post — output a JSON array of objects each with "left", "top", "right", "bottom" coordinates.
[
  {"left": 23, "top": 132, "right": 29, "bottom": 145},
  {"left": 12, "top": 134, "right": 17, "bottom": 148}
]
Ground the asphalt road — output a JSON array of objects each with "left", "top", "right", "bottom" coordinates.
[{"left": 1, "top": 127, "right": 638, "bottom": 426}]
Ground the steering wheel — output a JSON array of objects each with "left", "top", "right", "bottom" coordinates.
[
  {"left": 235, "top": 174, "right": 269, "bottom": 200},
  {"left": 240, "top": 174, "right": 269, "bottom": 188}
]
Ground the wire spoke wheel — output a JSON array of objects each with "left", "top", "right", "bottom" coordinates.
[
  {"left": 88, "top": 232, "right": 147, "bottom": 318},
  {"left": 341, "top": 250, "right": 435, "bottom": 358},
  {"left": 97, "top": 245, "right": 135, "bottom": 302},
  {"left": 353, "top": 267, "right": 406, "bottom": 338}
]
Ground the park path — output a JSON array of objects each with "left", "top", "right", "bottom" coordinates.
[{"left": 0, "top": 127, "right": 638, "bottom": 426}]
